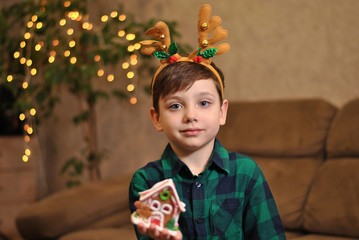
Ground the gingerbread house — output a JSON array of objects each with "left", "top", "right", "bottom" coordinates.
[{"left": 131, "top": 179, "right": 186, "bottom": 235}]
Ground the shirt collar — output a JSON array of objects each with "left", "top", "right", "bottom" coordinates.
[{"left": 161, "top": 139, "right": 230, "bottom": 179}]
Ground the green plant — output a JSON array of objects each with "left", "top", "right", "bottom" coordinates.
[{"left": 0, "top": 0, "right": 185, "bottom": 187}]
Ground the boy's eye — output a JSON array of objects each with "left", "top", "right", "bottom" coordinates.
[
  {"left": 200, "top": 101, "right": 210, "bottom": 107},
  {"left": 169, "top": 103, "right": 182, "bottom": 110}
]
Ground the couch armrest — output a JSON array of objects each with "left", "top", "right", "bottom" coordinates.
[{"left": 16, "top": 174, "right": 132, "bottom": 240}]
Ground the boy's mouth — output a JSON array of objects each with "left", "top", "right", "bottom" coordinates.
[{"left": 181, "top": 128, "right": 203, "bottom": 136}]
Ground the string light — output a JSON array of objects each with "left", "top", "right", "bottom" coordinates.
[
  {"left": 70, "top": 57, "right": 77, "bottom": 64},
  {"left": 126, "top": 33, "right": 136, "bottom": 41},
  {"left": 94, "top": 55, "right": 101, "bottom": 62},
  {"left": 27, "top": 21, "right": 34, "bottom": 28},
  {"left": 30, "top": 108, "right": 37, "bottom": 116},
  {"left": 35, "top": 44, "right": 42, "bottom": 51},
  {"left": 8, "top": 4, "right": 144, "bottom": 166},
  {"left": 30, "top": 68, "right": 37, "bottom": 75},
  {"left": 36, "top": 22, "right": 43, "bottom": 29},
  {"left": 134, "top": 43, "right": 141, "bottom": 50},
  {"left": 130, "top": 54, "right": 138, "bottom": 65},
  {"left": 107, "top": 74, "right": 114, "bottom": 82},
  {"left": 127, "top": 71, "right": 134, "bottom": 79},
  {"left": 119, "top": 14, "right": 126, "bottom": 21},
  {"left": 24, "top": 32, "right": 31, "bottom": 39},
  {"left": 20, "top": 41, "right": 26, "bottom": 48},
  {"left": 48, "top": 56, "right": 55, "bottom": 63},
  {"left": 118, "top": 30, "right": 125, "bottom": 37},
  {"left": 75, "top": 14, "right": 82, "bottom": 22},
  {"left": 6, "top": 75, "right": 13, "bottom": 82},
  {"left": 68, "top": 11, "right": 80, "bottom": 21},
  {"left": 27, "top": 127, "right": 33, "bottom": 135},
  {"left": 127, "top": 84, "right": 135, "bottom": 92},
  {"left": 97, "top": 69, "right": 104, "bottom": 77},
  {"left": 64, "top": 1, "right": 70, "bottom": 7},
  {"left": 31, "top": 15, "right": 38, "bottom": 22},
  {"left": 22, "top": 155, "right": 29, "bottom": 162},
  {"left": 69, "top": 40, "right": 76, "bottom": 48},
  {"left": 59, "top": 19, "right": 66, "bottom": 26},
  {"left": 110, "top": 11, "right": 118, "bottom": 18},
  {"left": 101, "top": 15, "right": 108, "bottom": 22},
  {"left": 19, "top": 113, "right": 26, "bottom": 121},
  {"left": 130, "top": 59, "right": 138, "bottom": 65},
  {"left": 26, "top": 59, "right": 33, "bottom": 66},
  {"left": 82, "top": 22, "right": 89, "bottom": 30},
  {"left": 122, "top": 62, "right": 129, "bottom": 69},
  {"left": 127, "top": 45, "right": 135, "bottom": 52},
  {"left": 25, "top": 148, "right": 31, "bottom": 156},
  {"left": 67, "top": 28, "right": 74, "bottom": 35},
  {"left": 87, "top": 23, "right": 93, "bottom": 30},
  {"left": 130, "top": 97, "right": 137, "bottom": 104},
  {"left": 13, "top": 51, "right": 20, "bottom": 58}
]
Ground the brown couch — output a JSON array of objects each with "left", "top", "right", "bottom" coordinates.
[{"left": 16, "top": 98, "right": 359, "bottom": 240}]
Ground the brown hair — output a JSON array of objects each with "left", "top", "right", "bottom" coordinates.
[{"left": 151, "top": 61, "right": 225, "bottom": 112}]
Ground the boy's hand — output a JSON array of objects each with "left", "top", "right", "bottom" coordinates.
[{"left": 137, "top": 222, "right": 183, "bottom": 240}]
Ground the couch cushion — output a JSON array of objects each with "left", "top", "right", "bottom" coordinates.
[
  {"left": 16, "top": 174, "right": 132, "bottom": 239},
  {"left": 218, "top": 99, "right": 336, "bottom": 157},
  {"left": 290, "top": 234, "right": 359, "bottom": 240},
  {"left": 85, "top": 209, "right": 132, "bottom": 229},
  {"left": 59, "top": 226, "right": 136, "bottom": 240},
  {"left": 255, "top": 157, "right": 322, "bottom": 230},
  {"left": 326, "top": 98, "right": 359, "bottom": 158},
  {"left": 303, "top": 158, "right": 359, "bottom": 238},
  {"left": 303, "top": 98, "right": 359, "bottom": 238},
  {"left": 286, "top": 231, "right": 305, "bottom": 239}
]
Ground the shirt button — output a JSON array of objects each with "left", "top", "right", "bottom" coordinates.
[{"left": 195, "top": 182, "right": 202, "bottom": 188}]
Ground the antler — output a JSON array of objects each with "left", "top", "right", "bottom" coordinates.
[
  {"left": 189, "top": 4, "right": 230, "bottom": 61},
  {"left": 140, "top": 21, "right": 181, "bottom": 63}
]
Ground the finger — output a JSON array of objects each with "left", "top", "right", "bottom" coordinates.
[
  {"left": 159, "top": 228, "right": 171, "bottom": 240},
  {"left": 148, "top": 224, "right": 160, "bottom": 239},
  {"left": 173, "top": 230, "right": 183, "bottom": 240},
  {"left": 137, "top": 222, "right": 148, "bottom": 235}
]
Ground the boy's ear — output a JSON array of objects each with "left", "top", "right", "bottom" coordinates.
[
  {"left": 220, "top": 99, "right": 229, "bottom": 126},
  {"left": 149, "top": 107, "right": 163, "bottom": 132}
]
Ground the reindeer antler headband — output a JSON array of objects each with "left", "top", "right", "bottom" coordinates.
[{"left": 140, "top": 4, "right": 230, "bottom": 97}]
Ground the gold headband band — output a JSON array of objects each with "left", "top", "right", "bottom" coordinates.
[
  {"left": 140, "top": 4, "right": 230, "bottom": 98},
  {"left": 152, "top": 57, "right": 224, "bottom": 97}
]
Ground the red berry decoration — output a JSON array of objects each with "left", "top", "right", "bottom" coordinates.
[
  {"left": 194, "top": 56, "right": 203, "bottom": 63},
  {"left": 169, "top": 56, "right": 178, "bottom": 63}
]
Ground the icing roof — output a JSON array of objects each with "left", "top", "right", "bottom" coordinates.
[{"left": 139, "top": 179, "right": 186, "bottom": 212}]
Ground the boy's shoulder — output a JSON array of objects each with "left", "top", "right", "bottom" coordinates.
[{"left": 226, "top": 150, "right": 262, "bottom": 178}]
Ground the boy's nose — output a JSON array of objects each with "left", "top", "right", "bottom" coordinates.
[{"left": 183, "top": 107, "right": 197, "bottom": 123}]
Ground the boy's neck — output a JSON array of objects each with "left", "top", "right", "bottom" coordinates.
[{"left": 171, "top": 139, "right": 215, "bottom": 176}]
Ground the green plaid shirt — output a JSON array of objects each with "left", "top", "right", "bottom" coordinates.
[{"left": 129, "top": 139, "right": 286, "bottom": 240}]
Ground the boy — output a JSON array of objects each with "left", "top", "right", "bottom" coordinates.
[{"left": 129, "top": 4, "right": 285, "bottom": 240}]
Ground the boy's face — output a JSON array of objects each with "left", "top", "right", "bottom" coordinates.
[{"left": 150, "top": 79, "right": 228, "bottom": 154}]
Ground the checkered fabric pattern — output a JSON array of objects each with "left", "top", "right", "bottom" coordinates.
[{"left": 129, "top": 139, "right": 286, "bottom": 240}]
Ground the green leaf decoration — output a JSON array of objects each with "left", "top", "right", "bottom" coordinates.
[
  {"left": 168, "top": 42, "right": 178, "bottom": 55},
  {"left": 154, "top": 51, "right": 171, "bottom": 60},
  {"left": 201, "top": 48, "right": 218, "bottom": 58},
  {"left": 166, "top": 218, "right": 176, "bottom": 230}
]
